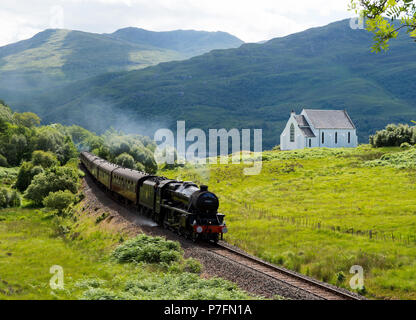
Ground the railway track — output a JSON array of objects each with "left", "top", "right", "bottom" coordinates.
[{"left": 200, "top": 241, "right": 362, "bottom": 300}]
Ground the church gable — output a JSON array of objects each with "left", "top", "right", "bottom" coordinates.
[{"left": 280, "top": 109, "right": 358, "bottom": 151}]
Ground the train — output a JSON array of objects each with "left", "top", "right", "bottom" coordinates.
[{"left": 80, "top": 151, "right": 227, "bottom": 242}]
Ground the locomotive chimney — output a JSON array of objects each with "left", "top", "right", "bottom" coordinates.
[{"left": 200, "top": 185, "right": 208, "bottom": 192}]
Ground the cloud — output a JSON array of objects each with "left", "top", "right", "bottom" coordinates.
[{"left": 0, "top": 0, "right": 355, "bottom": 46}]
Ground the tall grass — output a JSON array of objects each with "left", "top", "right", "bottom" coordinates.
[{"left": 163, "top": 146, "right": 416, "bottom": 299}]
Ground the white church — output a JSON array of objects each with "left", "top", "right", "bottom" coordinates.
[{"left": 280, "top": 109, "right": 358, "bottom": 151}]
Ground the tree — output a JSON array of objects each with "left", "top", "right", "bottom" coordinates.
[
  {"left": 31, "top": 150, "right": 58, "bottom": 168},
  {"left": 5, "top": 134, "right": 28, "bottom": 166},
  {"left": 0, "top": 188, "right": 21, "bottom": 208},
  {"left": 0, "top": 154, "right": 8, "bottom": 167},
  {"left": 135, "top": 162, "right": 145, "bottom": 172},
  {"left": 350, "top": 0, "right": 416, "bottom": 52},
  {"left": 24, "top": 167, "right": 79, "bottom": 205},
  {"left": 15, "top": 162, "right": 35, "bottom": 192},
  {"left": 13, "top": 112, "right": 41, "bottom": 128},
  {"left": 34, "top": 126, "right": 78, "bottom": 165},
  {"left": 43, "top": 190, "right": 76, "bottom": 213},
  {"left": 115, "top": 153, "right": 135, "bottom": 169},
  {"left": 369, "top": 123, "right": 416, "bottom": 146}
]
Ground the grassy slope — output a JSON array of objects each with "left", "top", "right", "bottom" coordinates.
[
  {"left": 0, "top": 206, "right": 250, "bottom": 300},
  {"left": 162, "top": 146, "right": 416, "bottom": 299},
  {"left": 32, "top": 19, "right": 416, "bottom": 148}
]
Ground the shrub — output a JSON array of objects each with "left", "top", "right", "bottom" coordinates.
[
  {"left": 115, "top": 153, "right": 135, "bottom": 169},
  {"left": 0, "top": 188, "right": 21, "bottom": 208},
  {"left": 365, "top": 148, "right": 416, "bottom": 169},
  {"left": 8, "top": 190, "right": 21, "bottom": 208},
  {"left": 184, "top": 258, "right": 203, "bottom": 274},
  {"left": 25, "top": 167, "right": 80, "bottom": 204},
  {"left": 400, "top": 142, "right": 411, "bottom": 149},
  {"left": 135, "top": 162, "right": 145, "bottom": 172},
  {"left": 0, "top": 188, "right": 9, "bottom": 208},
  {"left": 15, "top": 162, "right": 34, "bottom": 192},
  {"left": 31, "top": 150, "right": 59, "bottom": 168},
  {"left": 336, "top": 271, "right": 346, "bottom": 285},
  {"left": 43, "top": 190, "right": 76, "bottom": 213},
  {"left": 0, "top": 154, "right": 8, "bottom": 167},
  {"left": 369, "top": 124, "right": 416, "bottom": 147},
  {"left": 81, "top": 288, "right": 127, "bottom": 300},
  {"left": 112, "top": 234, "right": 182, "bottom": 264}
]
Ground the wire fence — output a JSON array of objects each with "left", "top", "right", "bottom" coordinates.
[{"left": 239, "top": 202, "right": 416, "bottom": 246}]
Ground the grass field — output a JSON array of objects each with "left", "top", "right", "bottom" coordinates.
[
  {"left": 162, "top": 145, "right": 416, "bottom": 299},
  {"left": 0, "top": 207, "right": 250, "bottom": 300}
]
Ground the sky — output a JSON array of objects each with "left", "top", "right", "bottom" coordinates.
[{"left": 0, "top": 0, "right": 356, "bottom": 46}]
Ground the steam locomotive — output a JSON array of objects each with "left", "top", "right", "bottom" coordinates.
[{"left": 80, "top": 152, "right": 227, "bottom": 242}]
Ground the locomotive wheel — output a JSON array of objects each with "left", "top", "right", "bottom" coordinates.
[{"left": 191, "top": 233, "right": 198, "bottom": 243}]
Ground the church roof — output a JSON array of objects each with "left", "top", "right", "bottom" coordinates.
[
  {"left": 294, "top": 115, "right": 309, "bottom": 127},
  {"left": 300, "top": 127, "right": 316, "bottom": 137},
  {"left": 303, "top": 109, "right": 355, "bottom": 129},
  {"left": 294, "top": 115, "right": 316, "bottom": 137}
]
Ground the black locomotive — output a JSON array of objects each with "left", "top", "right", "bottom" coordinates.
[{"left": 80, "top": 152, "right": 227, "bottom": 242}]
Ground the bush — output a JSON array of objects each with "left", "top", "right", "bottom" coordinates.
[
  {"left": 370, "top": 124, "right": 416, "bottom": 147},
  {"left": 81, "top": 288, "right": 128, "bottom": 300},
  {"left": 365, "top": 148, "right": 416, "bottom": 169},
  {"left": 400, "top": 142, "right": 412, "bottom": 149},
  {"left": 15, "top": 162, "right": 34, "bottom": 192},
  {"left": 15, "top": 162, "right": 46, "bottom": 192},
  {"left": 43, "top": 190, "right": 76, "bottom": 213},
  {"left": 0, "top": 154, "right": 8, "bottom": 167},
  {"left": 184, "top": 258, "right": 203, "bottom": 274},
  {"left": 25, "top": 167, "right": 80, "bottom": 205},
  {"left": 0, "top": 188, "right": 21, "bottom": 208},
  {"left": 135, "top": 162, "right": 145, "bottom": 172},
  {"left": 9, "top": 190, "right": 21, "bottom": 208},
  {"left": 112, "top": 234, "right": 182, "bottom": 264},
  {"left": 115, "top": 153, "right": 135, "bottom": 169},
  {"left": 31, "top": 150, "right": 59, "bottom": 168},
  {"left": 0, "top": 188, "right": 9, "bottom": 208}
]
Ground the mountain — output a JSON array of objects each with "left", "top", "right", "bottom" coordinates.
[
  {"left": 109, "top": 28, "right": 244, "bottom": 58},
  {"left": 0, "top": 28, "right": 243, "bottom": 106},
  {"left": 6, "top": 20, "right": 416, "bottom": 148}
]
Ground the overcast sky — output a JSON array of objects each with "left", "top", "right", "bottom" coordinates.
[{"left": 0, "top": 0, "right": 355, "bottom": 46}]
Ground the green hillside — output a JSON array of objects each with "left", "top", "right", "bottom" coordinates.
[
  {"left": 110, "top": 28, "right": 244, "bottom": 57},
  {"left": 0, "top": 28, "right": 243, "bottom": 107},
  {"left": 25, "top": 19, "right": 416, "bottom": 148}
]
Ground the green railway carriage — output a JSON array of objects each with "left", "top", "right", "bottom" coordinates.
[
  {"left": 112, "top": 167, "right": 149, "bottom": 204},
  {"left": 96, "top": 161, "right": 118, "bottom": 190}
]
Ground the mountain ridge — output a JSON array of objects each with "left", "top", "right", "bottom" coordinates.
[{"left": 0, "top": 27, "right": 244, "bottom": 106}]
